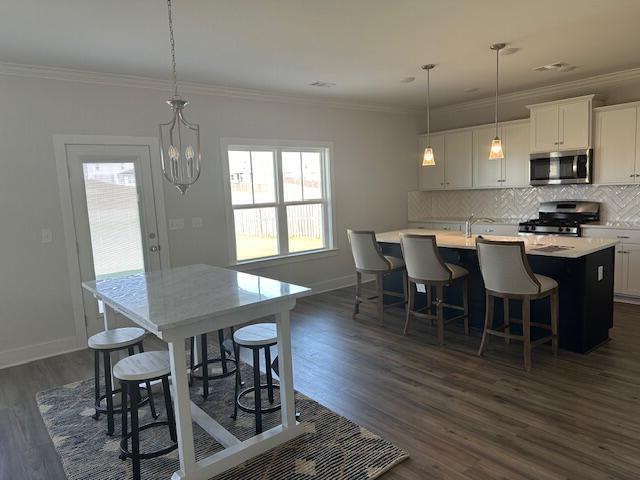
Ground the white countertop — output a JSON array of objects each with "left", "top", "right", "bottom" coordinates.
[
  {"left": 409, "top": 217, "right": 519, "bottom": 225},
  {"left": 376, "top": 229, "right": 618, "bottom": 258},
  {"left": 82, "top": 264, "right": 311, "bottom": 334}
]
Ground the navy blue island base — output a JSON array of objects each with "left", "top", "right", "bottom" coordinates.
[{"left": 378, "top": 242, "right": 615, "bottom": 354}]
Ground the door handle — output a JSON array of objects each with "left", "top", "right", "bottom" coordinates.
[{"left": 149, "top": 245, "right": 160, "bottom": 252}]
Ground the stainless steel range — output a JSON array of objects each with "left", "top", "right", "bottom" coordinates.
[{"left": 518, "top": 201, "right": 600, "bottom": 237}]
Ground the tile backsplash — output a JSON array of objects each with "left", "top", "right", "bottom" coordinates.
[{"left": 408, "top": 185, "right": 640, "bottom": 223}]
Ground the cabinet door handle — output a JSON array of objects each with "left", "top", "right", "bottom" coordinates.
[
  {"left": 553, "top": 142, "right": 559, "bottom": 145},
  {"left": 559, "top": 141, "right": 564, "bottom": 145},
  {"left": 630, "top": 174, "right": 635, "bottom": 178},
  {"left": 617, "top": 236, "right": 630, "bottom": 239}
]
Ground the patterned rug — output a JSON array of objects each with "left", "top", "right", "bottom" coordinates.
[{"left": 36, "top": 363, "right": 408, "bottom": 480}]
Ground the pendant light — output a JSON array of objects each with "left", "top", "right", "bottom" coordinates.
[
  {"left": 158, "top": 0, "right": 202, "bottom": 195},
  {"left": 488, "top": 43, "right": 505, "bottom": 160},
  {"left": 421, "top": 64, "right": 436, "bottom": 166}
]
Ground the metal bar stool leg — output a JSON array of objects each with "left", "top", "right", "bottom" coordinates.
[
  {"left": 189, "top": 335, "right": 195, "bottom": 386},
  {"left": 252, "top": 347, "right": 262, "bottom": 434},
  {"left": 92, "top": 350, "right": 101, "bottom": 420},
  {"left": 119, "top": 381, "right": 129, "bottom": 461},
  {"left": 218, "top": 329, "right": 228, "bottom": 375},
  {"left": 264, "top": 346, "right": 274, "bottom": 404},
  {"left": 162, "top": 377, "right": 177, "bottom": 442},
  {"left": 201, "top": 333, "right": 209, "bottom": 399},
  {"left": 103, "top": 351, "right": 115, "bottom": 436},
  {"left": 129, "top": 384, "right": 141, "bottom": 480},
  {"left": 137, "top": 343, "right": 158, "bottom": 419}
]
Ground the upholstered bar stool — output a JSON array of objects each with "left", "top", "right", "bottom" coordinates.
[
  {"left": 88, "top": 327, "right": 157, "bottom": 436},
  {"left": 232, "top": 323, "right": 281, "bottom": 435},
  {"left": 114, "top": 351, "right": 178, "bottom": 480},
  {"left": 400, "top": 234, "right": 469, "bottom": 344},
  {"left": 476, "top": 237, "right": 559, "bottom": 371},
  {"left": 347, "top": 229, "right": 407, "bottom": 326},
  {"left": 189, "top": 328, "right": 238, "bottom": 400}
]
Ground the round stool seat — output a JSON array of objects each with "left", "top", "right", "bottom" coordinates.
[
  {"left": 88, "top": 327, "right": 145, "bottom": 350},
  {"left": 114, "top": 351, "right": 170, "bottom": 382},
  {"left": 233, "top": 323, "right": 277, "bottom": 347}
]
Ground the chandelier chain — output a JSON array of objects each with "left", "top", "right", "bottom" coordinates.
[{"left": 167, "top": 0, "right": 178, "bottom": 98}]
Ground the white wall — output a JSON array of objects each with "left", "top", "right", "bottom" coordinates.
[{"left": 0, "top": 73, "right": 422, "bottom": 367}]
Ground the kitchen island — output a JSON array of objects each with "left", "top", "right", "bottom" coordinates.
[{"left": 377, "top": 229, "right": 618, "bottom": 353}]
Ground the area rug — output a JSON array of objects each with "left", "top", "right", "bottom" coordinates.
[{"left": 36, "top": 363, "right": 408, "bottom": 480}]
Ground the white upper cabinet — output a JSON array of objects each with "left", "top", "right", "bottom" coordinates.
[
  {"left": 502, "top": 121, "right": 530, "bottom": 187},
  {"left": 418, "top": 132, "right": 471, "bottom": 190},
  {"left": 593, "top": 104, "right": 639, "bottom": 185},
  {"left": 444, "top": 130, "right": 473, "bottom": 189},
  {"left": 530, "top": 104, "right": 559, "bottom": 152},
  {"left": 418, "top": 133, "right": 445, "bottom": 190},
  {"left": 472, "top": 120, "right": 529, "bottom": 188},
  {"left": 528, "top": 95, "right": 599, "bottom": 153},
  {"left": 559, "top": 100, "right": 591, "bottom": 150},
  {"left": 473, "top": 126, "right": 502, "bottom": 188}
]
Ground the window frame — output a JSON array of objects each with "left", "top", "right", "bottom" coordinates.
[{"left": 221, "top": 138, "right": 336, "bottom": 266}]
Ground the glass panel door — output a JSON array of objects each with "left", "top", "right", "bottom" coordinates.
[{"left": 66, "top": 144, "right": 166, "bottom": 335}]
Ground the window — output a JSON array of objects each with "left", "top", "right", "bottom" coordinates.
[{"left": 225, "top": 141, "right": 333, "bottom": 263}]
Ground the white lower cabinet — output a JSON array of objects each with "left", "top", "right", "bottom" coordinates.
[
  {"left": 621, "top": 244, "right": 640, "bottom": 296},
  {"left": 582, "top": 227, "right": 640, "bottom": 299}
]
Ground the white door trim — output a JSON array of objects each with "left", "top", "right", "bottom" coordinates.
[{"left": 53, "top": 135, "right": 171, "bottom": 348}]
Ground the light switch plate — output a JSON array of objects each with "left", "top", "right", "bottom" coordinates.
[
  {"left": 168, "top": 218, "right": 185, "bottom": 230},
  {"left": 191, "top": 217, "right": 203, "bottom": 228},
  {"left": 40, "top": 228, "right": 52, "bottom": 244},
  {"left": 597, "top": 265, "right": 604, "bottom": 281}
]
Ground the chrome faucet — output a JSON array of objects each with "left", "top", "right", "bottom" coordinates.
[{"left": 465, "top": 214, "right": 495, "bottom": 238}]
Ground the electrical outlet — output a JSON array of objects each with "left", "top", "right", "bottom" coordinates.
[
  {"left": 168, "top": 218, "right": 185, "bottom": 230},
  {"left": 191, "top": 217, "right": 203, "bottom": 228}
]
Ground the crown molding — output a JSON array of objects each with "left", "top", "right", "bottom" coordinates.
[
  {"left": 0, "top": 61, "right": 419, "bottom": 114},
  {"left": 2, "top": 61, "right": 640, "bottom": 116},
  {"left": 433, "top": 67, "right": 640, "bottom": 115}
]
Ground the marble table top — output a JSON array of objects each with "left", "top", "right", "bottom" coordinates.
[
  {"left": 82, "top": 264, "right": 311, "bottom": 334},
  {"left": 376, "top": 229, "right": 619, "bottom": 259}
]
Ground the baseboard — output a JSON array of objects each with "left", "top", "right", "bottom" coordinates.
[
  {"left": 0, "top": 335, "right": 84, "bottom": 370},
  {"left": 614, "top": 294, "right": 640, "bottom": 305},
  {"left": 306, "top": 273, "right": 375, "bottom": 295}
]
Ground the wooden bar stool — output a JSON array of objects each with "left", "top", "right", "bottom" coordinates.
[
  {"left": 400, "top": 233, "right": 469, "bottom": 344},
  {"left": 476, "top": 237, "right": 559, "bottom": 371},
  {"left": 189, "top": 328, "right": 238, "bottom": 400},
  {"left": 347, "top": 229, "right": 407, "bottom": 326},
  {"left": 114, "top": 351, "right": 178, "bottom": 480},
  {"left": 88, "top": 327, "right": 157, "bottom": 436},
  {"left": 231, "top": 323, "right": 281, "bottom": 435}
]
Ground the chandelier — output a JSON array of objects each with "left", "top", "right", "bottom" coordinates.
[{"left": 159, "top": 0, "right": 201, "bottom": 194}]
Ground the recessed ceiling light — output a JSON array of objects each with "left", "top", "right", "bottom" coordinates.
[
  {"left": 309, "top": 81, "right": 336, "bottom": 87},
  {"left": 400, "top": 76, "right": 416, "bottom": 83},
  {"left": 463, "top": 87, "right": 479, "bottom": 93}
]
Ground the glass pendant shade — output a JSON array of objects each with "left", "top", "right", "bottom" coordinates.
[
  {"left": 489, "top": 137, "right": 504, "bottom": 160},
  {"left": 159, "top": 98, "right": 202, "bottom": 194},
  {"left": 422, "top": 146, "right": 436, "bottom": 166}
]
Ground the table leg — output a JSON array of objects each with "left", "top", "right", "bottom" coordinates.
[
  {"left": 275, "top": 310, "right": 296, "bottom": 429},
  {"left": 168, "top": 339, "right": 197, "bottom": 479}
]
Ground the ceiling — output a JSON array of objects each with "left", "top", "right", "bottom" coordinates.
[{"left": 1, "top": 0, "right": 640, "bottom": 108}]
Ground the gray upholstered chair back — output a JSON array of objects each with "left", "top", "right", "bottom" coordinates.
[
  {"left": 400, "top": 234, "right": 451, "bottom": 282},
  {"left": 476, "top": 238, "right": 541, "bottom": 295},
  {"left": 347, "top": 230, "right": 389, "bottom": 271}
]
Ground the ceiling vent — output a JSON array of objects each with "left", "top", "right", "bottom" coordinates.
[
  {"left": 309, "top": 81, "right": 336, "bottom": 87},
  {"left": 533, "top": 62, "right": 578, "bottom": 72}
]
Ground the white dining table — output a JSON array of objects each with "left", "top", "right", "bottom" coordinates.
[{"left": 82, "top": 264, "right": 311, "bottom": 480}]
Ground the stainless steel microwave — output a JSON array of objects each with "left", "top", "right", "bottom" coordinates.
[{"left": 529, "top": 149, "right": 592, "bottom": 186}]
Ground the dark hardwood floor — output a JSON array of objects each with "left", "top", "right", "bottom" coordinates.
[{"left": 2, "top": 284, "right": 640, "bottom": 479}]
